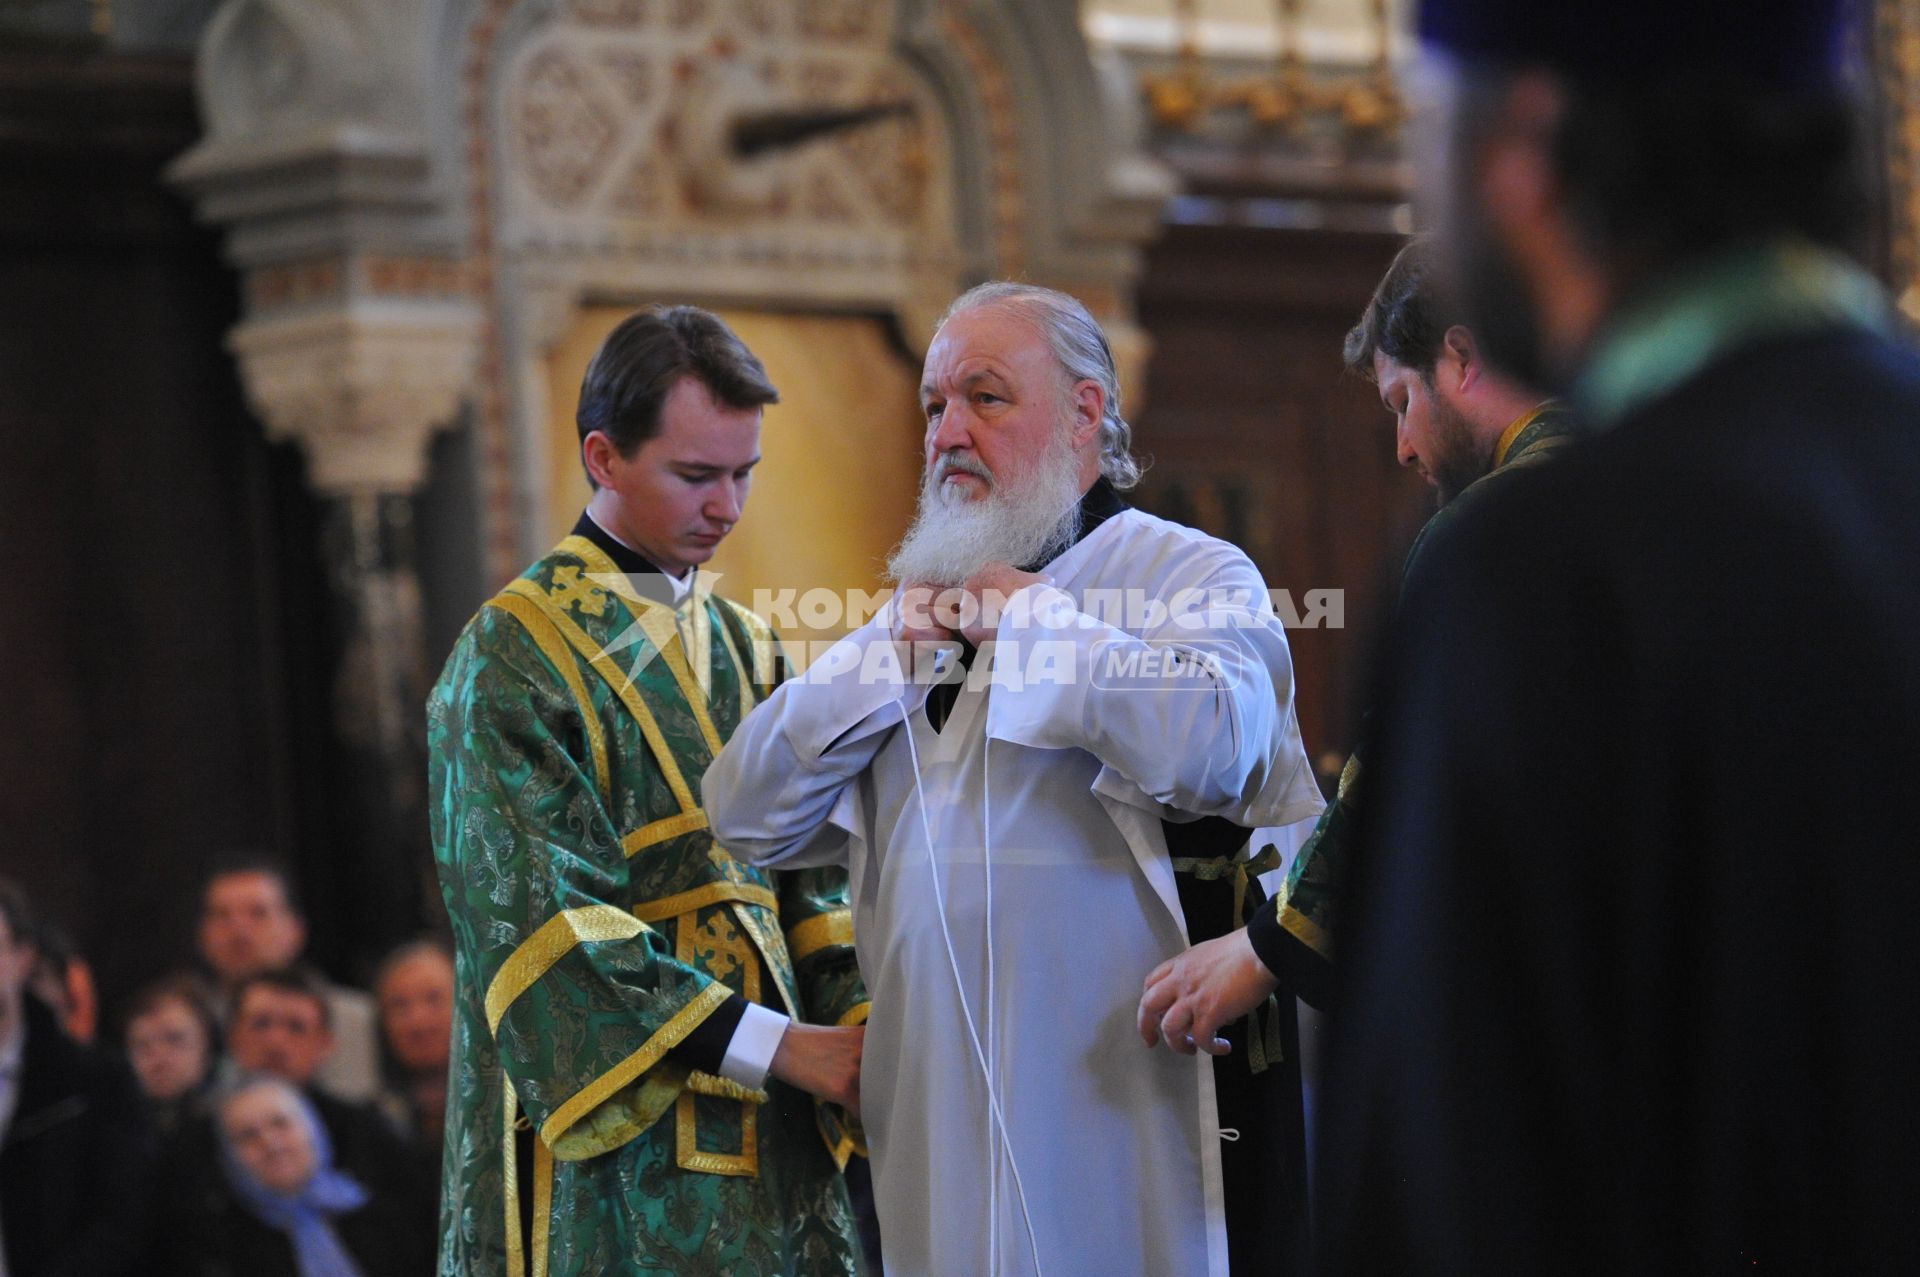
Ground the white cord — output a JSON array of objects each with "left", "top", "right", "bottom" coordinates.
[
  {"left": 899, "top": 685, "right": 1044, "bottom": 1276},
  {"left": 983, "top": 735, "right": 998, "bottom": 1271}
]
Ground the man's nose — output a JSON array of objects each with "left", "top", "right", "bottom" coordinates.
[
  {"left": 929, "top": 408, "right": 973, "bottom": 456},
  {"left": 706, "top": 481, "right": 742, "bottom": 524},
  {"left": 1396, "top": 425, "right": 1418, "bottom": 469}
]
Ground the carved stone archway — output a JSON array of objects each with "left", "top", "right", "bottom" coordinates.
[{"left": 167, "top": 0, "right": 1173, "bottom": 939}]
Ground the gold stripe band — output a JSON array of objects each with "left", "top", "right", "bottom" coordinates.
[
  {"left": 1492, "top": 402, "right": 1549, "bottom": 469},
  {"left": 1278, "top": 903, "right": 1331, "bottom": 961},
  {"left": 785, "top": 909, "right": 854, "bottom": 962},
  {"left": 486, "top": 593, "right": 611, "bottom": 801},
  {"left": 837, "top": 1001, "right": 872, "bottom": 1028},
  {"left": 503, "top": 1079, "right": 524, "bottom": 1277},
  {"left": 631, "top": 880, "right": 779, "bottom": 924},
  {"left": 621, "top": 811, "right": 710, "bottom": 858},
  {"left": 485, "top": 906, "right": 649, "bottom": 1034},
  {"left": 540, "top": 980, "right": 734, "bottom": 1148},
  {"left": 503, "top": 577, "right": 699, "bottom": 813},
  {"left": 531, "top": 1141, "right": 553, "bottom": 1277},
  {"left": 564, "top": 538, "right": 726, "bottom": 755},
  {"left": 712, "top": 607, "right": 756, "bottom": 720}
]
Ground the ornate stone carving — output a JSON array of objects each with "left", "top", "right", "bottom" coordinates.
[{"left": 227, "top": 301, "right": 481, "bottom": 494}]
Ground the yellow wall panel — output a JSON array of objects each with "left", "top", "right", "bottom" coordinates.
[{"left": 546, "top": 308, "right": 924, "bottom": 642}]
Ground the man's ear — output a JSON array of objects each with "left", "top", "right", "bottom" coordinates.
[
  {"left": 1441, "top": 325, "right": 1480, "bottom": 391},
  {"left": 581, "top": 430, "right": 622, "bottom": 490},
  {"left": 1068, "top": 380, "right": 1105, "bottom": 450}
]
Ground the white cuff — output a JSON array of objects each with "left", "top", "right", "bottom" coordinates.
[{"left": 718, "top": 1002, "right": 790, "bottom": 1089}]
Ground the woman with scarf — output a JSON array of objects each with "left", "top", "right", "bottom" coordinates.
[{"left": 167, "top": 1074, "right": 432, "bottom": 1277}]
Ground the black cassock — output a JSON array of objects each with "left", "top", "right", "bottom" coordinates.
[{"left": 1318, "top": 322, "right": 1920, "bottom": 1272}]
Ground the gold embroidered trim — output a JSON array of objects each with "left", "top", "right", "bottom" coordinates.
[
  {"left": 502, "top": 577, "right": 698, "bottom": 814},
  {"left": 503, "top": 1079, "right": 525, "bottom": 1277},
  {"left": 621, "top": 811, "right": 710, "bottom": 858},
  {"left": 631, "top": 880, "right": 780, "bottom": 923},
  {"left": 1492, "top": 403, "right": 1550, "bottom": 469},
  {"left": 785, "top": 909, "right": 854, "bottom": 962},
  {"left": 485, "top": 906, "right": 648, "bottom": 1034},
  {"left": 836, "top": 1001, "right": 872, "bottom": 1028},
  {"left": 677, "top": 1084, "right": 759, "bottom": 1178},
  {"left": 711, "top": 608, "right": 756, "bottom": 720},
  {"left": 531, "top": 1140, "right": 553, "bottom": 1277},
  {"left": 564, "top": 539, "right": 726, "bottom": 756},
  {"left": 1278, "top": 902, "right": 1332, "bottom": 961},
  {"left": 538, "top": 980, "right": 734, "bottom": 1149},
  {"left": 486, "top": 593, "right": 611, "bottom": 801},
  {"left": 729, "top": 899, "right": 800, "bottom": 1017},
  {"left": 685, "top": 1071, "right": 768, "bottom": 1103},
  {"left": 669, "top": 904, "right": 762, "bottom": 1179},
  {"left": 720, "top": 598, "right": 781, "bottom": 687},
  {"left": 1335, "top": 753, "right": 1362, "bottom": 803},
  {"left": 819, "top": 1113, "right": 865, "bottom": 1172}
]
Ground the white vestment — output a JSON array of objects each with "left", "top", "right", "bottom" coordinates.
[{"left": 703, "top": 508, "right": 1324, "bottom": 1277}]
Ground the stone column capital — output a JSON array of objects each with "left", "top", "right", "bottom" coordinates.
[{"left": 228, "top": 300, "right": 480, "bottom": 495}]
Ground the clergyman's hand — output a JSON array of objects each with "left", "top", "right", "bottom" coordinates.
[
  {"left": 894, "top": 583, "right": 956, "bottom": 646},
  {"left": 957, "top": 562, "right": 1048, "bottom": 646},
  {"left": 768, "top": 1022, "right": 865, "bottom": 1117},
  {"left": 1137, "top": 928, "right": 1278, "bottom": 1057}
]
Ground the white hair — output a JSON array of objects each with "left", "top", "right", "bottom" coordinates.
[
  {"left": 938, "top": 281, "right": 1146, "bottom": 490},
  {"left": 884, "top": 420, "right": 1084, "bottom": 587}
]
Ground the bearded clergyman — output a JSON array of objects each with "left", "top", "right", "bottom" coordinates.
[{"left": 703, "top": 283, "right": 1326, "bottom": 1276}]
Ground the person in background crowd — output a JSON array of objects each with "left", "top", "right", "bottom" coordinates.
[
  {"left": 124, "top": 974, "right": 223, "bottom": 1135},
  {"left": 371, "top": 939, "right": 453, "bottom": 1153},
  {"left": 0, "top": 876, "right": 152, "bottom": 1276},
  {"left": 162, "top": 1073, "right": 433, "bottom": 1277},
  {"left": 157, "top": 968, "right": 433, "bottom": 1274},
  {"left": 195, "top": 857, "right": 381, "bottom": 1104}
]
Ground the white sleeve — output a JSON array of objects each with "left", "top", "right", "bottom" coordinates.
[
  {"left": 704, "top": 611, "right": 931, "bottom": 868},
  {"left": 717, "top": 1002, "right": 791, "bottom": 1089},
  {"left": 984, "top": 549, "right": 1319, "bottom": 824}
]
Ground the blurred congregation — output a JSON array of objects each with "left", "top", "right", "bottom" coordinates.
[
  {"left": 1, "top": 868, "right": 446, "bottom": 1274},
  {"left": 6, "top": 0, "right": 1920, "bottom": 1274}
]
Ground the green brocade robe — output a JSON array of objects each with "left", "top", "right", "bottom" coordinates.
[
  {"left": 428, "top": 532, "right": 867, "bottom": 1277},
  {"left": 1265, "top": 405, "right": 1584, "bottom": 996}
]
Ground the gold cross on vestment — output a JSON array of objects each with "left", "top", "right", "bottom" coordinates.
[{"left": 548, "top": 566, "right": 609, "bottom": 617}]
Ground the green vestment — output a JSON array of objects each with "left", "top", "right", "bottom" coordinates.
[
  {"left": 1267, "top": 405, "right": 1585, "bottom": 991},
  {"left": 429, "top": 532, "right": 867, "bottom": 1277}
]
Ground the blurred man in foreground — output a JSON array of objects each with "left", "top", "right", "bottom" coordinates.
[{"left": 1318, "top": 1, "right": 1920, "bottom": 1270}]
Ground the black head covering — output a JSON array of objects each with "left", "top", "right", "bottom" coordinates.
[{"left": 1416, "top": 0, "right": 1853, "bottom": 91}]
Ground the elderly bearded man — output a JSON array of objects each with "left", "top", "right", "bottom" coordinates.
[{"left": 704, "top": 283, "right": 1326, "bottom": 1277}]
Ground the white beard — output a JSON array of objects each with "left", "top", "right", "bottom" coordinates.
[{"left": 886, "top": 430, "right": 1085, "bottom": 588}]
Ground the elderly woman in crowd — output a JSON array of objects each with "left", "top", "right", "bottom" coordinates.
[{"left": 164, "top": 1073, "right": 431, "bottom": 1277}]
